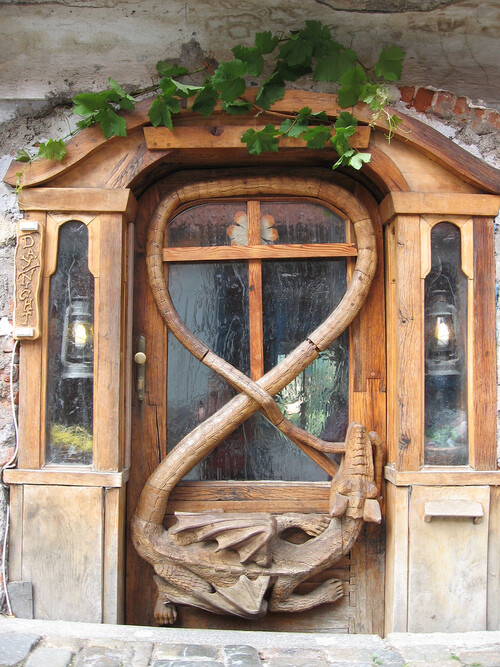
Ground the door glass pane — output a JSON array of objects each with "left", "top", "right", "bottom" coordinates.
[
  {"left": 261, "top": 258, "right": 349, "bottom": 480},
  {"left": 46, "top": 221, "right": 94, "bottom": 465},
  {"left": 167, "top": 261, "right": 250, "bottom": 474},
  {"left": 424, "top": 222, "right": 468, "bottom": 465},
  {"left": 168, "top": 202, "right": 249, "bottom": 247},
  {"left": 167, "top": 200, "right": 349, "bottom": 481},
  {"left": 260, "top": 201, "right": 346, "bottom": 244}
]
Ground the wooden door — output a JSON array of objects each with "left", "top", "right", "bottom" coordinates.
[{"left": 126, "top": 170, "right": 386, "bottom": 633}]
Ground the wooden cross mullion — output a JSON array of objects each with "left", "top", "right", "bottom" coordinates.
[{"left": 247, "top": 200, "right": 264, "bottom": 381}]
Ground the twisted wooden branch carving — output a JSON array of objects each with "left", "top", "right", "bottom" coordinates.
[{"left": 134, "top": 176, "right": 377, "bottom": 526}]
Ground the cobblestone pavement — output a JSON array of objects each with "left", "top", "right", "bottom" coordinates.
[{"left": 1, "top": 618, "right": 500, "bottom": 666}]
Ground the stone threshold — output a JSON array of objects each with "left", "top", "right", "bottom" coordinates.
[{"left": 1, "top": 617, "right": 500, "bottom": 666}]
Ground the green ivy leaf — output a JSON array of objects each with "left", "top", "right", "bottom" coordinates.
[
  {"left": 158, "top": 77, "right": 178, "bottom": 97},
  {"left": 337, "top": 49, "right": 357, "bottom": 78},
  {"left": 15, "top": 149, "right": 31, "bottom": 163},
  {"left": 374, "top": 46, "right": 404, "bottom": 82},
  {"left": 212, "top": 59, "right": 247, "bottom": 102},
  {"left": 156, "top": 62, "right": 190, "bottom": 77},
  {"left": 72, "top": 90, "right": 112, "bottom": 116},
  {"left": 310, "top": 110, "right": 328, "bottom": 122},
  {"left": 280, "top": 117, "right": 306, "bottom": 138},
  {"left": 37, "top": 138, "right": 66, "bottom": 162},
  {"left": 221, "top": 100, "right": 253, "bottom": 115},
  {"left": 241, "top": 124, "right": 280, "bottom": 155},
  {"left": 348, "top": 151, "right": 371, "bottom": 170},
  {"left": 172, "top": 79, "right": 203, "bottom": 98},
  {"left": 279, "top": 35, "right": 313, "bottom": 67},
  {"left": 119, "top": 97, "right": 136, "bottom": 111},
  {"left": 148, "top": 94, "right": 180, "bottom": 128},
  {"left": 338, "top": 64, "right": 367, "bottom": 108},
  {"left": 313, "top": 54, "right": 340, "bottom": 82},
  {"left": 302, "top": 20, "right": 332, "bottom": 58},
  {"left": 302, "top": 125, "right": 332, "bottom": 149},
  {"left": 255, "top": 72, "right": 285, "bottom": 109},
  {"left": 108, "top": 77, "right": 135, "bottom": 103},
  {"left": 335, "top": 111, "right": 357, "bottom": 133},
  {"left": 231, "top": 45, "right": 264, "bottom": 77},
  {"left": 255, "top": 31, "right": 278, "bottom": 54},
  {"left": 191, "top": 84, "right": 219, "bottom": 117},
  {"left": 76, "top": 117, "right": 95, "bottom": 130},
  {"left": 295, "top": 107, "right": 312, "bottom": 122},
  {"left": 95, "top": 107, "right": 127, "bottom": 139},
  {"left": 359, "top": 82, "right": 380, "bottom": 107},
  {"left": 279, "top": 106, "right": 313, "bottom": 138},
  {"left": 275, "top": 60, "right": 312, "bottom": 82},
  {"left": 149, "top": 98, "right": 171, "bottom": 129},
  {"left": 302, "top": 20, "right": 330, "bottom": 41}
]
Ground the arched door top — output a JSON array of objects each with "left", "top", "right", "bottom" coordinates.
[{"left": 5, "top": 90, "right": 500, "bottom": 195}]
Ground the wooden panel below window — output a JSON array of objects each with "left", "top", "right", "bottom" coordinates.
[
  {"left": 408, "top": 485, "right": 490, "bottom": 632},
  {"left": 22, "top": 485, "right": 103, "bottom": 622}
]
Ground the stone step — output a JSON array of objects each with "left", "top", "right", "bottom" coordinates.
[{"left": 1, "top": 617, "right": 500, "bottom": 666}]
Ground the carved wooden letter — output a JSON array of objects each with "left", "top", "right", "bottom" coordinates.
[{"left": 14, "top": 220, "right": 43, "bottom": 340}]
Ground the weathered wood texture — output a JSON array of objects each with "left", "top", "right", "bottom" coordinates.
[
  {"left": 384, "top": 483, "right": 409, "bottom": 634},
  {"left": 385, "top": 466, "right": 500, "bottom": 487},
  {"left": 127, "top": 171, "right": 386, "bottom": 632},
  {"left": 7, "top": 485, "right": 23, "bottom": 582},
  {"left": 390, "top": 215, "right": 423, "bottom": 471},
  {"left": 348, "top": 185, "right": 386, "bottom": 636},
  {"left": 135, "top": 424, "right": 380, "bottom": 623},
  {"left": 136, "top": 175, "right": 377, "bottom": 525},
  {"left": 487, "top": 486, "right": 500, "bottom": 630},
  {"left": 408, "top": 485, "right": 490, "bottom": 632},
  {"left": 103, "top": 486, "right": 126, "bottom": 625},
  {"left": 380, "top": 192, "right": 500, "bottom": 222},
  {"left": 5, "top": 91, "right": 500, "bottom": 194},
  {"left": 247, "top": 200, "right": 264, "bottom": 381},
  {"left": 126, "top": 183, "right": 165, "bottom": 626},
  {"left": 3, "top": 468, "right": 128, "bottom": 487},
  {"left": 94, "top": 213, "right": 127, "bottom": 471},
  {"left": 472, "top": 217, "right": 497, "bottom": 470},
  {"left": 144, "top": 125, "right": 371, "bottom": 150},
  {"left": 16, "top": 212, "right": 46, "bottom": 468},
  {"left": 22, "top": 485, "right": 104, "bottom": 622},
  {"left": 163, "top": 243, "right": 357, "bottom": 262},
  {"left": 18, "top": 188, "right": 138, "bottom": 220}
]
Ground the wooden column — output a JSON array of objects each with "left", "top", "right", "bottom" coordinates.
[{"left": 391, "top": 214, "right": 423, "bottom": 471}]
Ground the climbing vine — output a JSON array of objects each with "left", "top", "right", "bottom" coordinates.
[{"left": 15, "top": 21, "right": 404, "bottom": 191}]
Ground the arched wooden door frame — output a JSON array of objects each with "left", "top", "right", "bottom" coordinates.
[{"left": 126, "top": 166, "right": 387, "bottom": 632}]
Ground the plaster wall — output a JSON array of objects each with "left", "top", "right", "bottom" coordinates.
[{"left": 0, "top": 0, "right": 499, "bottom": 612}]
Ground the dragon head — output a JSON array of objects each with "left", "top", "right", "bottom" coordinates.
[{"left": 329, "top": 422, "right": 381, "bottom": 524}]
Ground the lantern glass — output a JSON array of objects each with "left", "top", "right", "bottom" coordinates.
[
  {"left": 46, "top": 221, "right": 94, "bottom": 465},
  {"left": 424, "top": 223, "right": 468, "bottom": 465}
]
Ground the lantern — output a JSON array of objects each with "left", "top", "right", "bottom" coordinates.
[{"left": 61, "top": 297, "right": 94, "bottom": 379}]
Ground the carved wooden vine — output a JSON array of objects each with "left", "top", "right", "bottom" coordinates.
[{"left": 131, "top": 176, "right": 383, "bottom": 623}]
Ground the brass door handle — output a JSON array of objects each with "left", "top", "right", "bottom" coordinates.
[{"left": 135, "top": 335, "right": 146, "bottom": 401}]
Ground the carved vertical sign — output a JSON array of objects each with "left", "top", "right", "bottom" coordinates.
[{"left": 14, "top": 220, "right": 43, "bottom": 340}]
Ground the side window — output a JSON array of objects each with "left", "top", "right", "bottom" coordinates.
[
  {"left": 424, "top": 222, "right": 468, "bottom": 465},
  {"left": 45, "top": 221, "right": 94, "bottom": 465}
]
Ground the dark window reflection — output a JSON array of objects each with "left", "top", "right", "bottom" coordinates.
[
  {"left": 46, "top": 221, "right": 94, "bottom": 465},
  {"left": 424, "top": 223, "right": 468, "bottom": 466},
  {"left": 167, "top": 200, "right": 349, "bottom": 481}
]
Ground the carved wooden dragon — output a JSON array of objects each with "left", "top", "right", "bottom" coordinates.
[{"left": 131, "top": 176, "right": 383, "bottom": 623}]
